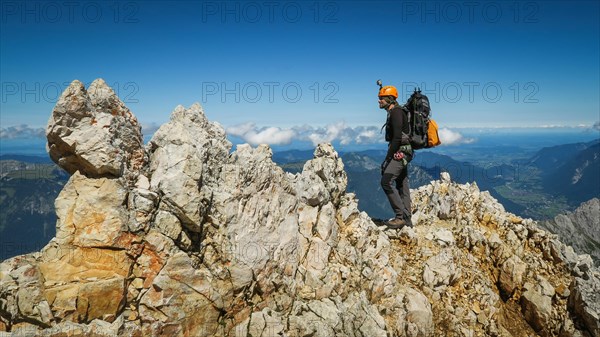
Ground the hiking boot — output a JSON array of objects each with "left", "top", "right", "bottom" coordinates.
[
  {"left": 370, "top": 218, "right": 388, "bottom": 227},
  {"left": 385, "top": 218, "right": 407, "bottom": 229}
]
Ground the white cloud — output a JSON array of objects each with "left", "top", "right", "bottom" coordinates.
[
  {"left": 226, "top": 122, "right": 256, "bottom": 137},
  {"left": 0, "top": 125, "right": 45, "bottom": 139},
  {"left": 540, "top": 124, "right": 567, "bottom": 128},
  {"left": 438, "top": 128, "right": 475, "bottom": 145},
  {"left": 226, "top": 122, "right": 386, "bottom": 147},
  {"left": 593, "top": 121, "right": 600, "bottom": 131},
  {"left": 225, "top": 123, "right": 479, "bottom": 147},
  {"left": 227, "top": 123, "right": 296, "bottom": 146},
  {"left": 305, "top": 122, "right": 348, "bottom": 146},
  {"left": 356, "top": 128, "right": 379, "bottom": 144},
  {"left": 0, "top": 122, "right": 478, "bottom": 149},
  {"left": 295, "top": 122, "right": 384, "bottom": 146},
  {"left": 141, "top": 122, "right": 161, "bottom": 137}
]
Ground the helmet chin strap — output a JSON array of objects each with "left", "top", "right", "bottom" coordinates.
[{"left": 381, "top": 96, "right": 396, "bottom": 110}]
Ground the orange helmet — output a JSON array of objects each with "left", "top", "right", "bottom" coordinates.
[{"left": 378, "top": 85, "right": 398, "bottom": 99}]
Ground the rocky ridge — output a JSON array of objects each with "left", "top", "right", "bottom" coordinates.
[
  {"left": 0, "top": 79, "right": 598, "bottom": 337},
  {"left": 541, "top": 199, "right": 600, "bottom": 266}
]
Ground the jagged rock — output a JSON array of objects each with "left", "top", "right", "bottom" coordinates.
[
  {"left": 402, "top": 288, "right": 434, "bottom": 337},
  {"left": 562, "top": 245, "right": 580, "bottom": 269},
  {"left": 54, "top": 171, "right": 129, "bottom": 246},
  {"left": 147, "top": 103, "right": 231, "bottom": 232},
  {"left": 297, "top": 143, "right": 347, "bottom": 207},
  {"left": 128, "top": 187, "right": 159, "bottom": 232},
  {"left": 2, "top": 80, "right": 600, "bottom": 337},
  {"left": 139, "top": 251, "right": 224, "bottom": 337},
  {"left": 499, "top": 255, "right": 527, "bottom": 297},
  {"left": 422, "top": 248, "right": 461, "bottom": 288},
  {"left": 560, "top": 316, "right": 588, "bottom": 337},
  {"left": 456, "top": 225, "right": 486, "bottom": 250},
  {"left": 8, "top": 317, "right": 124, "bottom": 337},
  {"left": 541, "top": 198, "right": 600, "bottom": 265},
  {"left": 569, "top": 274, "right": 600, "bottom": 337},
  {"left": 46, "top": 79, "right": 145, "bottom": 179},
  {"left": 38, "top": 242, "right": 133, "bottom": 323},
  {"left": 153, "top": 210, "right": 181, "bottom": 240},
  {"left": 411, "top": 172, "right": 599, "bottom": 336},
  {"left": 574, "top": 254, "right": 595, "bottom": 278},
  {"left": 243, "top": 309, "right": 285, "bottom": 337},
  {"left": 432, "top": 228, "right": 455, "bottom": 246},
  {"left": 537, "top": 275, "right": 556, "bottom": 298},
  {"left": 521, "top": 289, "right": 553, "bottom": 335},
  {"left": 0, "top": 254, "right": 52, "bottom": 327}
]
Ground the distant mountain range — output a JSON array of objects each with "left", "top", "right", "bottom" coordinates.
[
  {"left": 542, "top": 141, "right": 600, "bottom": 205},
  {"left": 272, "top": 149, "right": 314, "bottom": 164},
  {"left": 510, "top": 139, "right": 600, "bottom": 207},
  {"left": 0, "top": 160, "right": 67, "bottom": 260},
  {"left": 526, "top": 142, "right": 591, "bottom": 172},
  {"left": 0, "top": 154, "right": 53, "bottom": 164}
]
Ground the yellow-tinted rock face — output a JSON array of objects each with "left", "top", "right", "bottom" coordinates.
[
  {"left": 55, "top": 172, "right": 128, "bottom": 247},
  {"left": 39, "top": 244, "right": 132, "bottom": 322}
]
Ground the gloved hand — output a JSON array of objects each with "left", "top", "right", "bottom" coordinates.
[{"left": 393, "top": 151, "right": 408, "bottom": 167}]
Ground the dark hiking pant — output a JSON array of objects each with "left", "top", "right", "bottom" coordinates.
[{"left": 381, "top": 159, "right": 411, "bottom": 221}]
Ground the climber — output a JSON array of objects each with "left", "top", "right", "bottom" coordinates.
[{"left": 378, "top": 82, "right": 413, "bottom": 229}]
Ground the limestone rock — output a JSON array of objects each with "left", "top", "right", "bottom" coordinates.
[
  {"left": 541, "top": 198, "right": 600, "bottom": 265},
  {"left": 139, "top": 252, "right": 223, "bottom": 337},
  {"left": 39, "top": 242, "right": 132, "bottom": 322},
  {"left": 297, "top": 143, "right": 347, "bottom": 207},
  {"left": 46, "top": 79, "right": 145, "bottom": 179},
  {"left": 147, "top": 103, "right": 231, "bottom": 231},
  {"left": 569, "top": 274, "right": 600, "bottom": 337},
  {"left": 54, "top": 171, "right": 129, "bottom": 246},
  {"left": 0, "top": 254, "right": 52, "bottom": 327},
  {"left": 499, "top": 255, "right": 527, "bottom": 297},
  {"left": 422, "top": 248, "right": 461, "bottom": 288},
  {"left": 521, "top": 289, "right": 553, "bottom": 335},
  {"left": 402, "top": 288, "right": 434, "bottom": 337},
  {"left": 432, "top": 228, "right": 455, "bottom": 246}
]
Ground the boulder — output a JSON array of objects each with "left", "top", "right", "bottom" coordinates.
[{"left": 46, "top": 79, "right": 145, "bottom": 179}]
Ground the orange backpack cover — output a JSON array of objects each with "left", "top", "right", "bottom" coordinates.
[{"left": 427, "top": 119, "right": 441, "bottom": 148}]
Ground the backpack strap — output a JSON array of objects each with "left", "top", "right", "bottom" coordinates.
[{"left": 380, "top": 111, "right": 390, "bottom": 133}]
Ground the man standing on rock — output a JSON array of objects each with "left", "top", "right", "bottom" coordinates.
[{"left": 378, "top": 83, "right": 413, "bottom": 229}]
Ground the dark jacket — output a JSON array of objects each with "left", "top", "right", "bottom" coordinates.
[{"left": 385, "top": 105, "right": 410, "bottom": 159}]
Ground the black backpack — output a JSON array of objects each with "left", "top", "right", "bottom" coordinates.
[{"left": 404, "top": 88, "right": 432, "bottom": 150}]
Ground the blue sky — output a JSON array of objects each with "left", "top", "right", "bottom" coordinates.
[{"left": 1, "top": 0, "right": 599, "bottom": 149}]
